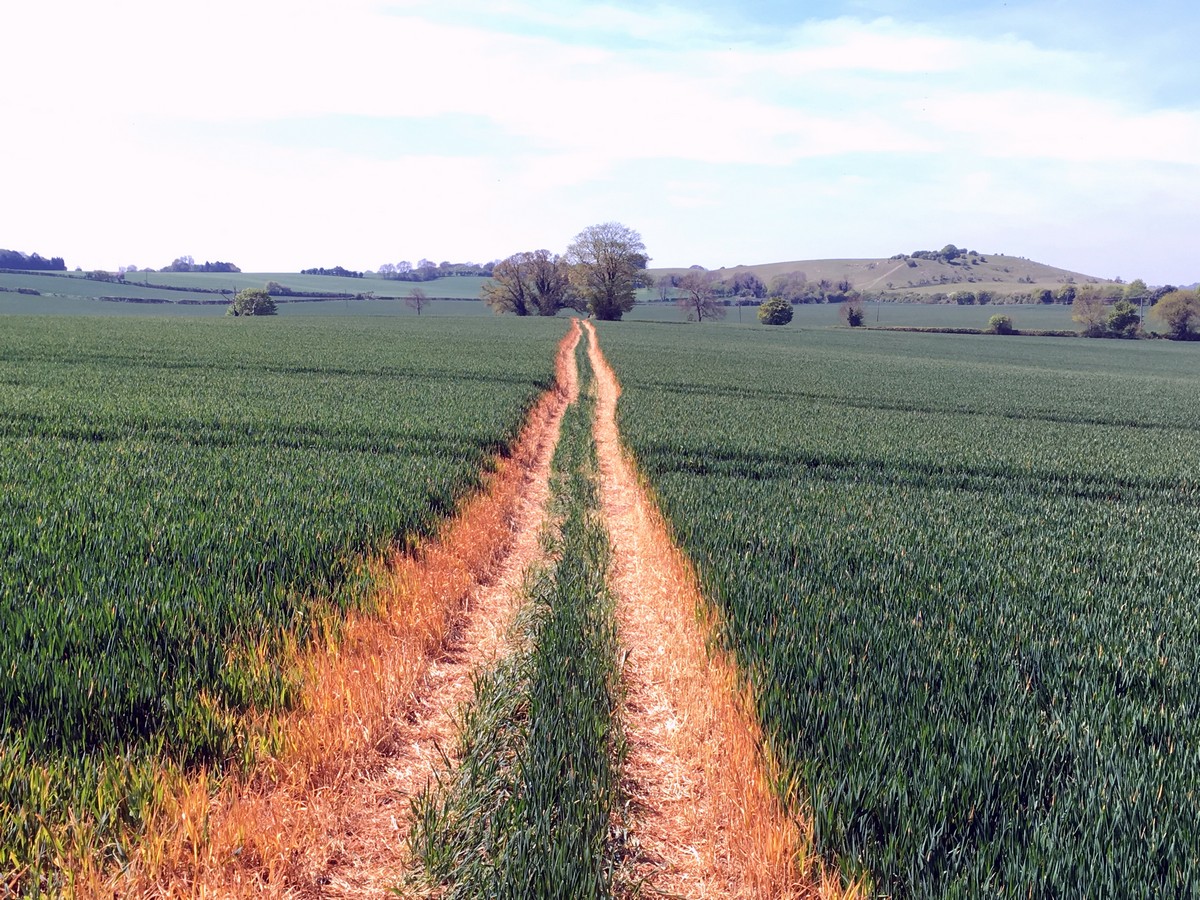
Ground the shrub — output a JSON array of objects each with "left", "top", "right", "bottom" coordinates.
[
  {"left": 841, "top": 301, "right": 866, "bottom": 327},
  {"left": 1106, "top": 300, "right": 1141, "bottom": 339},
  {"left": 986, "top": 314, "right": 1016, "bottom": 335},
  {"left": 757, "top": 296, "right": 793, "bottom": 326}
]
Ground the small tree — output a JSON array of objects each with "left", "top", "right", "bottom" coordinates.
[
  {"left": 1151, "top": 290, "right": 1200, "bottom": 340},
  {"left": 227, "top": 288, "right": 277, "bottom": 316},
  {"left": 1106, "top": 299, "right": 1140, "bottom": 338},
  {"left": 1072, "top": 287, "right": 1108, "bottom": 337},
  {"left": 841, "top": 300, "right": 866, "bottom": 327},
  {"left": 986, "top": 313, "right": 1015, "bottom": 335},
  {"left": 656, "top": 274, "right": 677, "bottom": 302},
  {"left": 758, "top": 296, "right": 793, "bottom": 326},
  {"left": 1124, "top": 278, "right": 1149, "bottom": 303},
  {"left": 406, "top": 287, "right": 429, "bottom": 315},
  {"left": 676, "top": 270, "right": 725, "bottom": 322}
]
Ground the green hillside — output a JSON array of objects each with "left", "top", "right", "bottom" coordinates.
[{"left": 651, "top": 251, "right": 1121, "bottom": 298}]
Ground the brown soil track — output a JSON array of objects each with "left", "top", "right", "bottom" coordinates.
[
  {"left": 585, "top": 321, "right": 856, "bottom": 900},
  {"left": 96, "top": 320, "right": 581, "bottom": 898}
]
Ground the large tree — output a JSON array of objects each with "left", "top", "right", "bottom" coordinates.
[
  {"left": 481, "top": 253, "right": 535, "bottom": 315},
  {"left": 1151, "top": 290, "right": 1200, "bottom": 340},
  {"left": 676, "top": 270, "right": 725, "bottom": 322},
  {"left": 527, "top": 249, "right": 578, "bottom": 316},
  {"left": 565, "top": 222, "right": 647, "bottom": 321},
  {"left": 481, "top": 250, "right": 577, "bottom": 316}
]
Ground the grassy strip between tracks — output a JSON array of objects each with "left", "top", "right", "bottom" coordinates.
[{"left": 405, "top": 344, "right": 625, "bottom": 899}]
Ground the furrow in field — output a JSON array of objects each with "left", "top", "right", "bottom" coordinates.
[
  {"left": 99, "top": 319, "right": 581, "bottom": 898},
  {"left": 584, "top": 320, "right": 854, "bottom": 900}
]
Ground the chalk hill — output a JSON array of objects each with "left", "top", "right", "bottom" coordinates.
[{"left": 651, "top": 250, "right": 1118, "bottom": 298}]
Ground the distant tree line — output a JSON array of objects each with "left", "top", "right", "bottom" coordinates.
[
  {"left": 301, "top": 266, "right": 363, "bottom": 278},
  {"left": 658, "top": 269, "right": 864, "bottom": 307},
  {"left": 376, "top": 259, "right": 495, "bottom": 280},
  {"left": 0, "top": 249, "right": 66, "bottom": 271},
  {"left": 890, "top": 244, "right": 988, "bottom": 265},
  {"left": 160, "top": 255, "right": 241, "bottom": 273},
  {"left": 860, "top": 279, "right": 1179, "bottom": 308}
]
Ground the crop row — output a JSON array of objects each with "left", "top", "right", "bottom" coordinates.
[{"left": 600, "top": 324, "right": 1200, "bottom": 897}]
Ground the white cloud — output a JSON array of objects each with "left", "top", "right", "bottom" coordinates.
[
  {"left": 4, "top": 1, "right": 1199, "bottom": 282},
  {"left": 913, "top": 91, "right": 1200, "bottom": 165}
]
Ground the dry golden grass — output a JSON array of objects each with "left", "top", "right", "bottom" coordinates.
[
  {"left": 584, "top": 321, "right": 865, "bottom": 900},
  {"left": 78, "top": 320, "right": 581, "bottom": 898}
]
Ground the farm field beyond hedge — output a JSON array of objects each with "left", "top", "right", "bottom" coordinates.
[
  {"left": 0, "top": 315, "right": 561, "bottom": 887},
  {"left": 598, "top": 323, "right": 1200, "bottom": 897}
]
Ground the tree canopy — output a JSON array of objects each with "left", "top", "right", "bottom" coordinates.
[
  {"left": 163, "top": 255, "right": 240, "bottom": 273},
  {"left": 1106, "top": 300, "right": 1141, "bottom": 339},
  {"left": 481, "top": 254, "right": 534, "bottom": 315},
  {"left": 481, "top": 250, "right": 577, "bottom": 317},
  {"left": 1151, "top": 290, "right": 1200, "bottom": 340},
  {"left": 768, "top": 271, "right": 809, "bottom": 303},
  {"left": 527, "top": 250, "right": 577, "bottom": 316},
  {"left": 565, "top": 222, "right": 647, "bottom": 321},
  {"left": 1071, "top": 286, "right": 1108, "bottom": 337},
  {"left": 0, "top": 249, "right": 66, "bottom": 271},
  {"left": 300, "top": 265, "right": 362, "bottom": 277},
  {"left": 227, "top": 288, "right": 278, "bottom": 317}
]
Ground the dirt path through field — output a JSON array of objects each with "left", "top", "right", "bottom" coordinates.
[
  {"left": 585, "top": 321, "right": 844, "bottom": 900},
  {"left": 109, "top": 320, "right": 580, "bottom": 898},
  {"left": 305, "top": 318, "right": 580, "bottom": 896}
]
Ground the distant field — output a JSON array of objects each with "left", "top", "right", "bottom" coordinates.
[
  {"left": 3, "top": 269, "right": 1161, "bottom": 331},
  {"left": 628, "top": 299, "right": 1083, "bottom": 331},
  {"left": 602, "top": 323, "right": 1200, "bottom": 896},
  {"left": 0, "top": 315, "right": 563, "bottom": 886},
  {"left": 122, "top": 270, "right": 491, "bottom": 299},
  {"left": 0, "top": 292, "right": 496, "bottom": 318},
  {"left": 0, "top": 270, "right": 492, "bottom": 309}
]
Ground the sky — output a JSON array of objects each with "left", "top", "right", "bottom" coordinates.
[{"left": 4, "top": 0, "right": 1198, "bottom": 283}]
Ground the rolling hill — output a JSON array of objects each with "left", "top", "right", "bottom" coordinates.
[{"left": 650, "top": 251, "right": 1120, "bottom": 298}]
